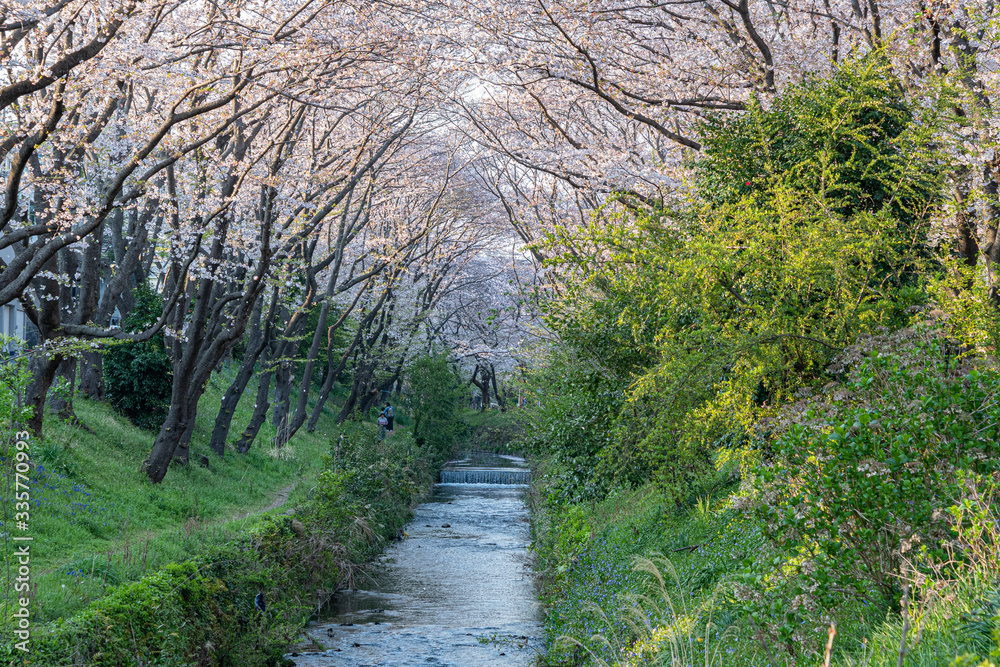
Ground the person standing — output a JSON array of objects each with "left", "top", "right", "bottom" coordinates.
[{"left": 382, "top": 401, "right": 394, "bottom": 436}]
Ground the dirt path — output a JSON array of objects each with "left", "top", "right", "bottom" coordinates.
[
  {"left": 40, "top": 481, "right": 302, "bottom": 579},
  {"left": 236, "top": 482, "right": 297, "bottom": 520}
]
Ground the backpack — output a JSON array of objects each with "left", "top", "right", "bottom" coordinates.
[{"left": 384, "top": 405, "right": 394, "bottom": 418}]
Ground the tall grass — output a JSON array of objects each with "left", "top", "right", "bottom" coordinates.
[
  {"left": 835, "top": 572, "right": 998, "bottom": 667},
  {"left": 542, "top": 480, "right": 1000, "bottom": 667},
  {"left": 557, "top": 555, "right": 732, "bottom": 667}
]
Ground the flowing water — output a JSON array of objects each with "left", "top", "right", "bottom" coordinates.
[
  {"left": 290, "top": 460, "right": 543, "bottom": 666},
  {"left": 438, "top": 469, "right": 530, "bottom": 485}
]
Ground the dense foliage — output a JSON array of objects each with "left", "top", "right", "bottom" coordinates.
[
  {"left": 104, "top": 287, "right": 174, "bottom": 431},
  {"left": 405, "top": 353, "right": 468, "bottom": 458},
  {"left": 463, "top": 409, "right": 525, "bottom": 451},
  {"left": 527, "top": 57, "right": 941, "bottom": 504},
  {"left": 525, "top": 56, "right": 1000, "bottom": 666},
  {"left": 766, "top": 341, "right": 998, "bottom": 597},
  {"left": 696, "top": 57, "right": 945, "bottom": 223},
  {"left": 0, "top": 347, "right": 31, "bottom": 427},
  {"left": 741, "top": 333, "right": 1000, "bottom": 650}
]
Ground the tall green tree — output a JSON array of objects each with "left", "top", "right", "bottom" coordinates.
[{"left": 405, "top": 353, "right": 466, "bottom": 459}]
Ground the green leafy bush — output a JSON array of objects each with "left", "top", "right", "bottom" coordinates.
[
  {"left": 464, "top": 408, "right": 524, "bottom": 451},
  {"left": 696, "top": 54, "right": 945, "bottom": 229},
  {"left": 405, "top": 353, "right": 466, "bottom": 460},
  {"left": 0, "top": 343, "right": 31, "bottom": 426},
  {"left": 522, "top": 370, "right": 621, "bottom": 502},
  {"left": 310, "top": 420, "right": 429, "bottom": 546},
  {"left": 104, "top": 286, "right": 173, "bottom": 430},
  {"left": 753, "top": 338, "right": 1000, "bottom": 644}
]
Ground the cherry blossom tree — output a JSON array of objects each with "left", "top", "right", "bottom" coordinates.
[
  {"left": 8, "top": 0, "right": 997, "bottom": 488},
  {"left": 1, "top": 0, "right": 448, "bottom": 480},
  {"left": 430, "top": 0, "right": 1000, "bottom": 287}
]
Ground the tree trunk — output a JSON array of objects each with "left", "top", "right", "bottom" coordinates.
[
  {"left": 26, "top": 355, "right": 61, "bottom": 436},
  {"left": 208, "top": 293, "right": 273, "bottom": 456},
  {"left": 25, "top": 248, "right": 62, "bottom": 436},
  {"left": 489, "top": 362, "right": 506, "bottom": 412},
  {"left": 145, "top": 300, "right": 199, "bottom": 482},
  {"left": 142, "top": 113, "right": 326, "bottom": 482},
  {"left": 48, "top": 357, "right": 77, "bottom": 420},
  {"left": 146, "top": 397, "right": 191, "bottom": 482},
  {"left": 272, "top": 359, "right": 294, "bottom": 445},
  {"left": 306, "top": 347, "right": 340, "bottom": 432},
  {"left": 983, "top": 159, "right": 1000, "bottom": 302},
  {"left": 954, "top": 167, "right": 980, "bottom": 269},
  {"left": 49, "top": 249, "right": 80, "bottom": 422},
  {"left": 78, "top": 351, "right": 105, "bottom": 400},
  {"left": 306, "top": 298, "right": 378, "bottom": 430},
  {"left": 306, "top": 328, "right": 360, "bottom": 432},
  {"left": 145, "top": 262, "right": 213, "bottom": 481},
  {"left": 146, "top": 306, "right": 256, "bottom": 481},
  {"left": 336, "top": 358, "right": 366, "bottom": 422},
  {"left": 268, "top": 294, "right": 318, "bottom": 445},
  {"left": 174, "top": 403, "right": 198, "bottom": 465},
  {"left": 208, "top": 351, "right": 259, "bottom": 456},
  {"left": 336, "top": 299, "right": 393, "bottom": 422},
  {"left": 471, "top": 365, "right": 490, "bottom": 412},
  {"left": 288, "top": 301, "right": 330, "bottom": 437},
  {"left": 234, "top": 370, "right": 274, "bottom": 454},
  {"left": 71, "top": 216, "right": 106, "bottom": 404}
]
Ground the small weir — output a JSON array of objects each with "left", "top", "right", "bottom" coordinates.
[
  {"left": 290, "top": 460, "right": 542, "bottom": 666},
  {"left": 439, "top": 468, "right": 529, "bottom": 485}
]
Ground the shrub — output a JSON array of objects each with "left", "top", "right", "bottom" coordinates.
[
  {"left": 0, "top": 342, "right": 31, "bottom": 426},
  {"left": 104, "top": 286, "right": 173, "bottom": 430},
  {"left": 311, "top": 420, "right": 429, "bottom": 548},
  {"left": 696, "top": 54, "right": 945, "bottom": 230},
  {"left": 521, "top": 352, "right": 623, "bottom": 502},
  {"left": 754, "top": 338, "right": 1000, "bottom": 628}
]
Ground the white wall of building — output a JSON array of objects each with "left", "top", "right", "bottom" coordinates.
[{"left": 0, "top": 247, "right": 33, "bottom": 350}]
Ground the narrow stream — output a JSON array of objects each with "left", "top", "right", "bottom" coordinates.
[{"left": 290, "top": 461, "right": 543, "bottom": 666}]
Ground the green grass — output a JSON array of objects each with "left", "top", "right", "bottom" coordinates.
[
  {"left": 9, "top": 366, "right": 345, "bottom": 624},
  {"left": 535, "top": 481, "right": 764, "bottom": 665},
  {"left": 533, "top": 478, "right": 1000, "bottom": 666}
]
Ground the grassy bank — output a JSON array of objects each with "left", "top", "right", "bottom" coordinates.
[
  {"left": 1, "top": 367, "right": 443, "bottom": 665},
  {"left": 16, "top": 366, "right": 340, "bottom": 625},
  {"left": 530, "top": 465, "right": 1000, "bottom": 666}
]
